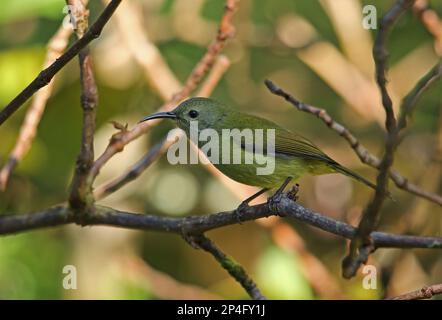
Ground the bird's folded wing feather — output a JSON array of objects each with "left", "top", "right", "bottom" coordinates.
[
  {"left": 272, "top": 129, "right": 335, "bottom": 163},
  {"left": 226, "top": 111, "right": 336, "bottom": 164},
  {"left": 231, "top": 115, "right": 335, "bottom": 164}
]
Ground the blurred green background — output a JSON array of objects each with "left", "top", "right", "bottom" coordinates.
[{"left": 0, "top": 0, "right": 441, "bottom": 299}]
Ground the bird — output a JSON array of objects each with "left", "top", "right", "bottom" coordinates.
[{"left": 140, "top": 97, "right": 377, "bottom": 201}]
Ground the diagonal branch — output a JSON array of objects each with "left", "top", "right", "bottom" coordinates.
[
  {"left": 0, "top": 0, "right": 122, "bottom": 126},
  {"left": 94, "top": 136, "right": 174, "bottom": 200},
  {"left": 264, "top": 79, "right": 442, "bottom": 206},
  {"left": 387, "top": 283, "right": 442, "bottom": 300}
]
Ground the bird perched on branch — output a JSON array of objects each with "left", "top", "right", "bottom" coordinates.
[{"left": 140, "top": 97, "right": 377, "bottom": 199}]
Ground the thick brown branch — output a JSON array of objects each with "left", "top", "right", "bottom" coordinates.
[
  {"left": 264, "top": 79, "right": 442, "bottom": 206},
  {"left": 0, "top": 0, "right": 121, "bottom": 126},
  {"left": 68, "top": 0, "right": 98, "bottom": 212}
]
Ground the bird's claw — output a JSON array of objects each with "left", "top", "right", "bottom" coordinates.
[
  {"left": 287, "top": 183, "right": 300, "bottom": 201},
  {"left": 268, "top": 182, "right": 300, "bottom": 214},
  {"left": 267, "top": 192, "right": 283, "bottom": 214}
]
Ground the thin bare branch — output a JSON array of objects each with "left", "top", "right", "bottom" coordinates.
[
  {"left": 0, "top": 0, "right": 122, "bottom": 126},
  {"left": 373, "top": 0, "right": 415, "bottom": 131},
  {"left": 196, "top": 55, "right": 231, "bottom": 97},
  {"left": 1, "top": 194, "right": 441, "bottom": 250},
  {"left": 94, "top": 137, "right": 174, "bottom": 200},
  {"left": 387, "top": 283, "right": 442, "bottom": 300},
  {"left": 398, "top": 60, "right": 442, "bottom": 132},
  {"left": 264, "top": 79, "right": 442, "bottom": 206},
  {"left": 413, "top": 0, "right": 442, "bottom": 56}
]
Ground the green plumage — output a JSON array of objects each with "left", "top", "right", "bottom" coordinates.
[{"left": 141, "top": 97, "right": 377, "bottom": 191}]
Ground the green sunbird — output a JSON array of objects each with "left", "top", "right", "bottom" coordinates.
[{"left": 140, "top": 97, "right": 377, "bottom": 193}]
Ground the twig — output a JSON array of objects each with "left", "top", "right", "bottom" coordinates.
[
  {"left": 90, "top": 0, "right": 238, "bottom": 180},
  {"left": 190, "top": 234, "right": 266, "bottom": 300},
  {"left": 68, "top": 0, "right": 98, "bottom": 212},
  {"left": 94, "top": 137, "right": 174, "bottom": 199},
  {"left": 373, "top": 0, "right": 414, "bottom": 132},
  {"left": 0, "top": 24, "right": 72, "bottom": 190},
  {"left": 397, "top": 60, "right": 442, "bottom": 133},
  {"left": 0, "top": 0, "right": 122, "bottom": 126},
  {"left": 387, "top": 283, "right": 442, "bottom": 300},
  {"left": 94, "top": 55, "right": 231, "bottom": 199},
  {"left": 197, "top": 55, "right": 231, "bottom": 97},
  {"left": 1, "top": 194, "right": 441, "bottom": 250},
  {"left": 264, "top": 79, "right": 442, "bottom": 206},
  {"left": 343, "top": 0, "right": 418, "bottom": 278}
]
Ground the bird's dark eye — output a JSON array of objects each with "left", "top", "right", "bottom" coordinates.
[{"left": 188, "top": 110, "right": 199, "bottom": 119}]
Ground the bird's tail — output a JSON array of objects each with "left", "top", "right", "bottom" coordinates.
[
  {"left": 331, "top": 163, "right": 394, "bottom": 200},
  {"left": 331, "top": 163, "right": 377, "bottom": 191}
]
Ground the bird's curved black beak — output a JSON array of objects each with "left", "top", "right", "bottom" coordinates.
[{"left": 139, "top": 111, "right": 177, "bottom": 123}]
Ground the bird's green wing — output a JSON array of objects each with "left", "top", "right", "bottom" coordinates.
[
  {"left": 227, "top": 111, "right": 336, "bottom": 164},
  {"left": 272, "top": 129, "right": 336, "bottom": 164}
]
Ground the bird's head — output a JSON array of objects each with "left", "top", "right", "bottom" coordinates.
[{"left": 139, "top": 97, "right": 229, "bottom": 133}]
